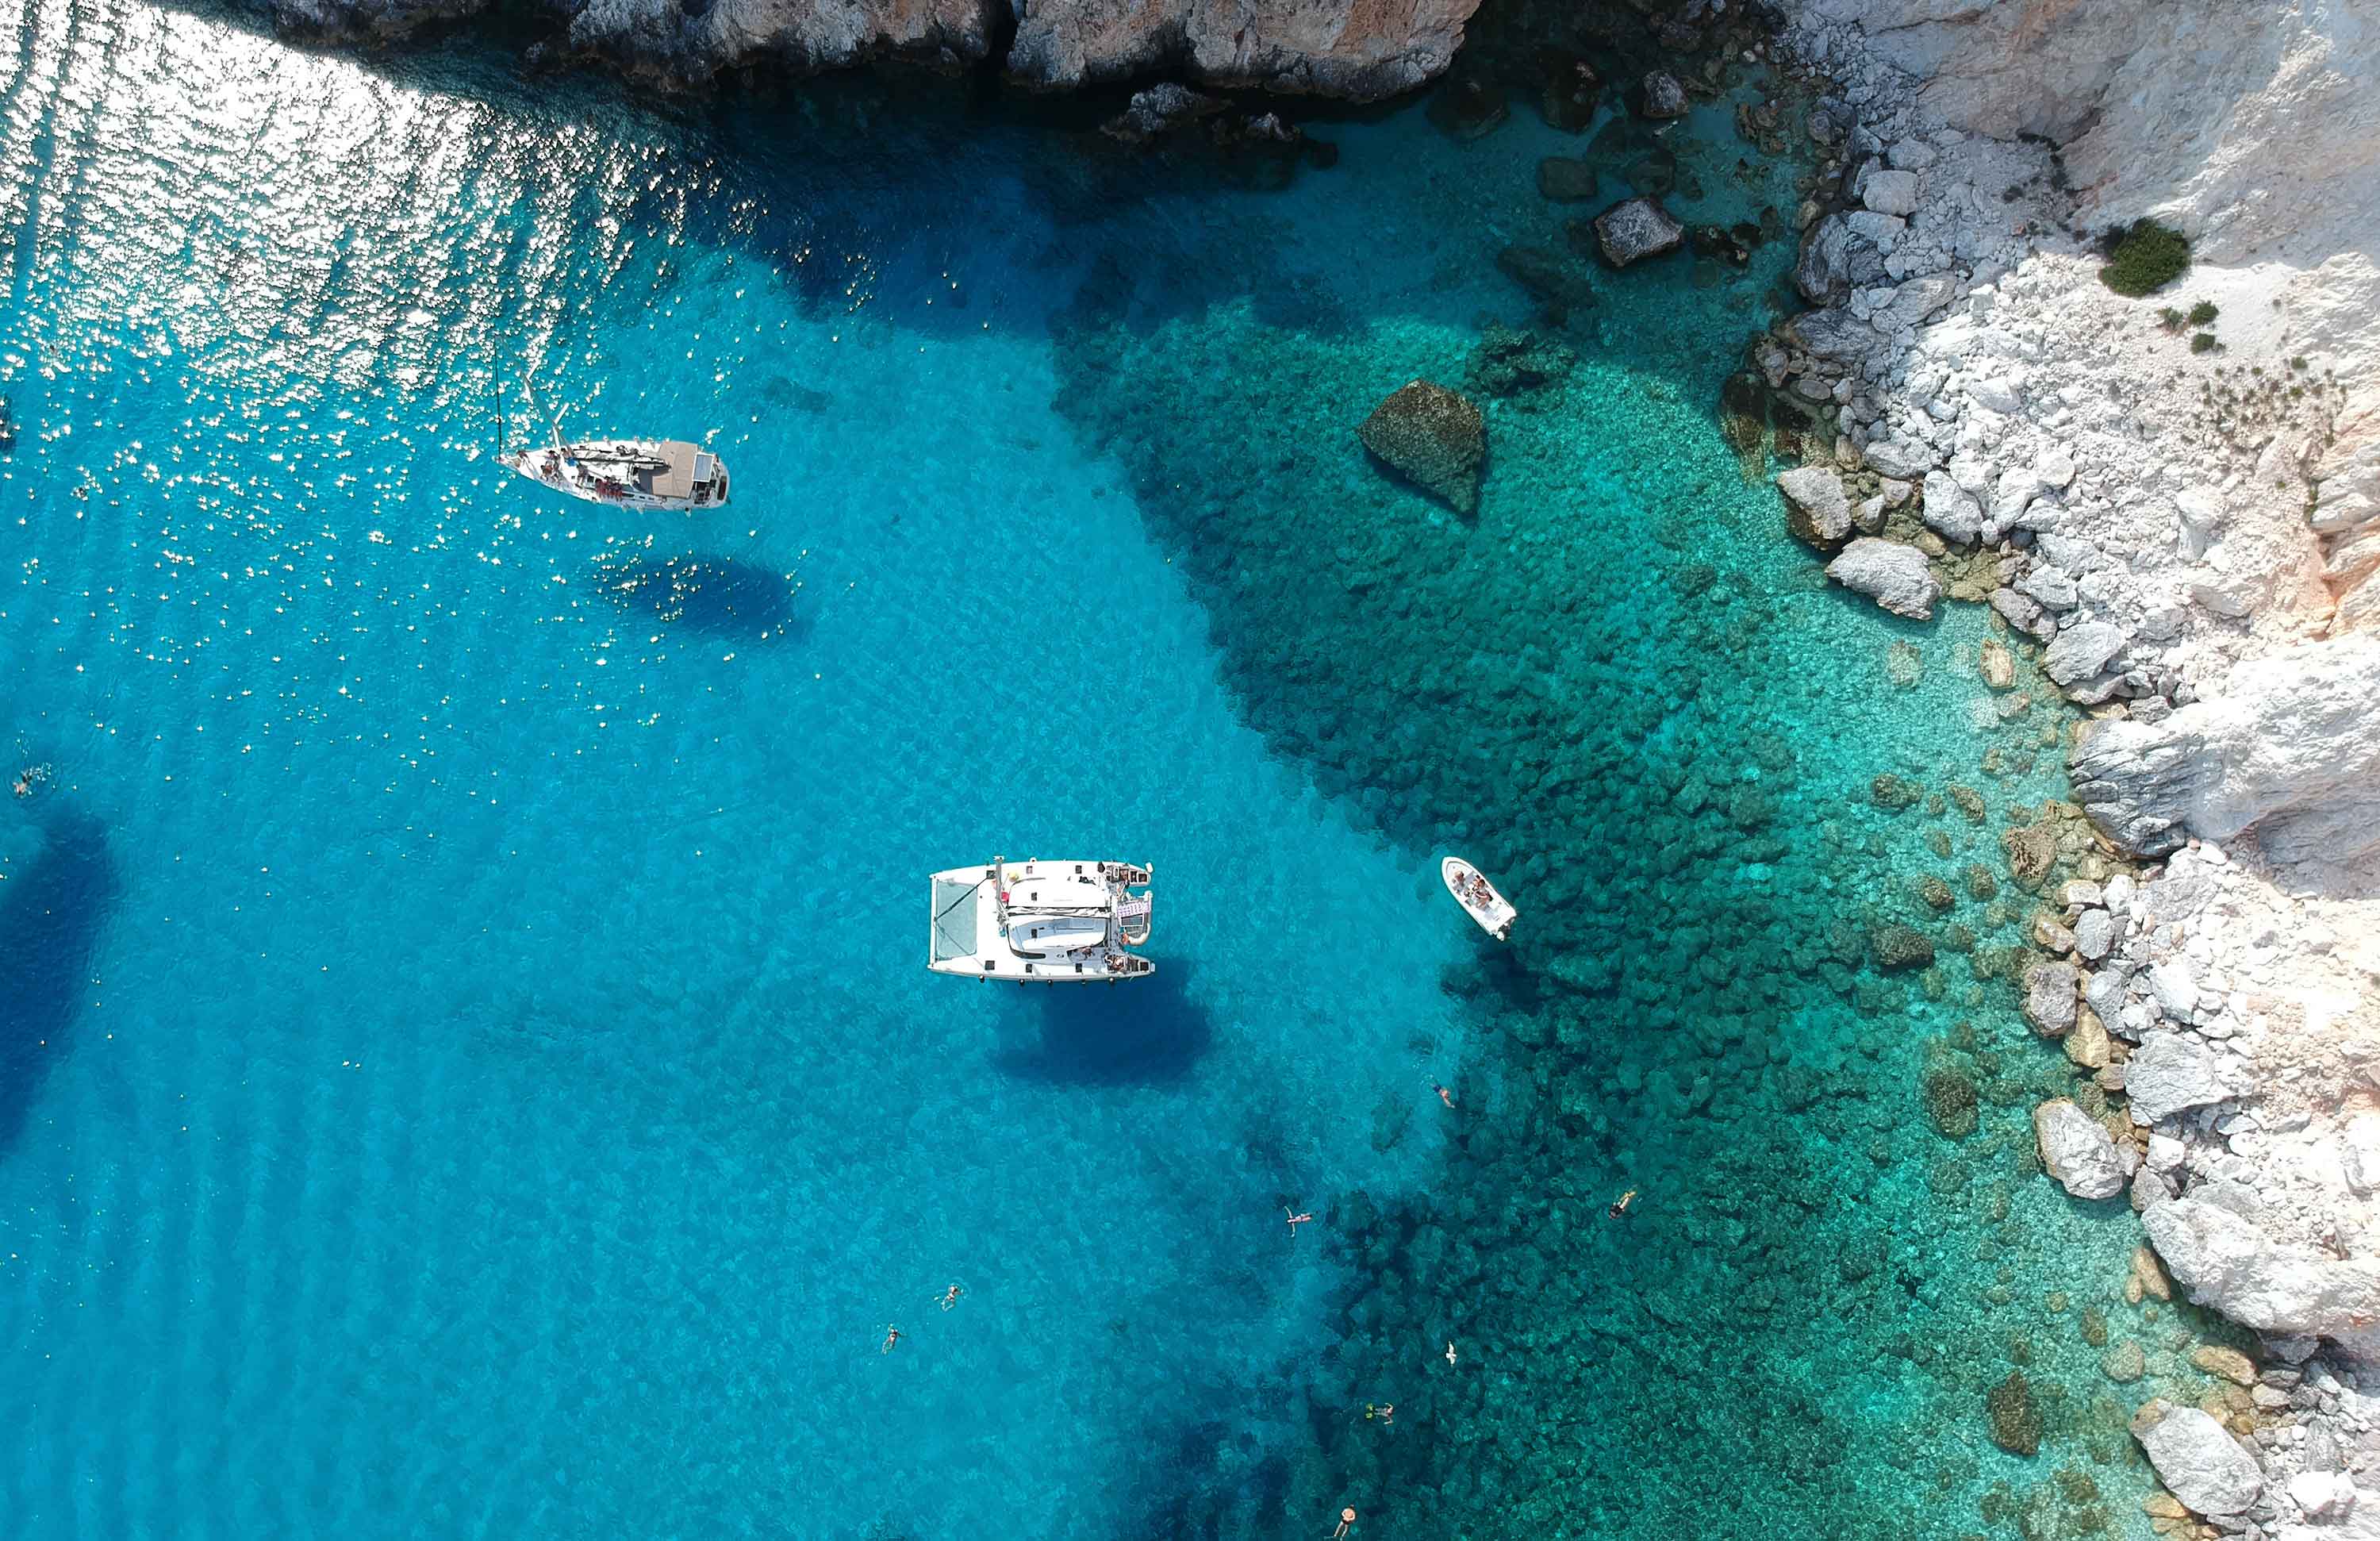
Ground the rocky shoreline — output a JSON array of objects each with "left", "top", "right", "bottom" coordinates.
[{"left": 1749, "top": 2, "right": 2380, "bottom": 1535}]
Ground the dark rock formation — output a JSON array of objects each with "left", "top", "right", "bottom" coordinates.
[
  {"left": 1102, "top": 84, "right": 1225, "bottom": 144},
  {"left": 1359, "top": 381, "right": 1486, "bottom": 514},
  {"left": 1535, "top": 157, "right": 1598, "bottom": 202},
  {"left": 1589, "top": 197, "right": 1685, "bottom": 269},
  {"left": 1638, "top": 71, "right": 1687, "bottom": 119}
]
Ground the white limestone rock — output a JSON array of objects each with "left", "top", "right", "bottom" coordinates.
[
  {"left": 2126, "top": 1031, "right": 2230, "bottom": 1124},
  {"left": 2044, "top": 621, "right": 2127, "bottom": 687},
  {"left": 1861, "top": 167, "right": 1921, "bottom": 217},
  {"left": 2034, "top": 1099, "right": 2129, "bottom": 1199},
  {"left": 2068, "top": 637, "right": 2380, "bottom": 862},
  {"left": 2127, "top": 1399, "right": 2263, "bottom": 1517},
  {"left": 1779, "top": 465, "right": 1854, "bottom": 549},
  {"left": 1825, "top": 538, "right": 1942, "bottom": 619},
  {"left": 1921, "top": 469, "right": 1983, "bottom": 543},
  {"left": 2142, "top": 1196, "right": 2380, "bottom": 1360}
]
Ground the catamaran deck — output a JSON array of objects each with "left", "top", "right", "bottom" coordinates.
[{"left": 929, "top": 859, "right": 1154, "bottom": 983}]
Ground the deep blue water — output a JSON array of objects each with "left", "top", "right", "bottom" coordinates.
[{"left": 1, "top": 6, "right": 2187, "bottom": 1539}]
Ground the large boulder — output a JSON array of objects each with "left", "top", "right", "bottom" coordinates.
[
  {"left": 2033, "top": 1099, "right": 2129, "bottom": 1198},
  {"left": 1359, "top": 381, "right": 1485, "bottom": 513},
  {"left": 1638, "top": 71, "right": 1687, "bottom": 118},
  {"left": 2127, "top": 1400, "right": 2263, "bottom": 1516},
  {"left": 2043, "top": 621, "right": 2128, "bottom": 686},
  {"left": 1778, "top": 466, "right": 1853, "bottom": 549},
  {"left": 2142, "top": 1196, "right": 2380, "bottom": 1358},
  {"left": 1537, "top": 157, "right": 1599, "bottom": 202},
  {"left": 2069, "top": 636, "right": 2380, "bottom": 862},
  {"left": 2125, "top": 1031, "right": 2231, "bottom": 1123},
  {"left": 1101, "top": 83, "right": 1225, "bottom": 144},
  {"left": 1825, "top": 538, "right": 1942, "bottom": 620},
  {"left": 1589, "top": 197, "right": 1685, "bottom": 268},
  {"left": 1921, "top": 469, "right": 1984, "bottom": 544},
  {"left": 2021, "top": 962, "right": 2079, "bottom": 1036},
  {"left": 1795, "top": 214, "right": 1855, "bottom": 304}
]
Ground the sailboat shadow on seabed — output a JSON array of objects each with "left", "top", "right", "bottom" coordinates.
[
  {"left": 0, "top": 806, "right": 122, "bottom": 1157},
  {"left": 586, "top": 548, "right": 811, "bottom": 642},
  {"left": 993, "top": 961, "right": 1215, "bottom": 1087}
]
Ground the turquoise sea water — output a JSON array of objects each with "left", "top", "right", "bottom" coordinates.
[{"left": 1, "top": 5, "right": 2224, "bottom": 1537}]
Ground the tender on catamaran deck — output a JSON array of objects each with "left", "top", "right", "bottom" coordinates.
[{"left": 928, "top": 859, "right": 1154, "bottom": 982}]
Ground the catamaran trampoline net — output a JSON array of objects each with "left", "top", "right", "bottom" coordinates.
[{"left": 931, "top": 878, "right": 981, "bottom": 963}]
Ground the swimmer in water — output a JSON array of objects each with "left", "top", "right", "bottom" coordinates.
[
  {"left": 1285, "top": 1207, "right": 1314, "bottom": 1235},
  {"left": 1607, "top": 1189, "right": 1638, "bottom": 1220},
  {"left": 1434, "top": 1083, "right": 1456, "bottom": 1110},
  {"left": 939, "top": 1285, "right": 962, "bottom": 1312},
  {"left": 881, "top": 1325, "right": 902, "bottom": 1354}
]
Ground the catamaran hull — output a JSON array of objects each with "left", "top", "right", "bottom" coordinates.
[{"left": 928, "top": 859, "right": 1155, "bottom": 983}]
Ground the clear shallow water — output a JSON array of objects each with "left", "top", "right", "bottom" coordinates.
[{"left": 1, "top": 5, "right": 2208, "bottom": 1538}]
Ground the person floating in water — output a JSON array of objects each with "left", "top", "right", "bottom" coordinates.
[
  {"left": 1285, "top": 1206, "right": 1314, "bottom": 1236},
  {"left": 1434, "top": 1083, "right": 1455, "bottom": 1110},
  {"left": 881, "top": 1325, "right": 902, "bottom": 1355},
  {"left": 1364, "top": 1401, "right": 1395, "bottom": 1426},
  {"left": 939, "top": 1284, "right": 962, "bottom": 1312},
  {"left": 1607, "top": 1189, "right": 1638, "bottom": 1220},
  {"left": 11, "top": 763, "right": 48, "bottom": 798},
  {"left": 1333, "top": 1507, "right": 1357, "bottom": 1539}
]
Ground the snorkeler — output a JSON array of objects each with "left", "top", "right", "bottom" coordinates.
[
  {"left": 1285, "top": 1207, "right": 1314, "bottom": 1235},
  {"left": 939, "top": 1285, "right": 962, "bottom": 1312},
  {"left": 1434, "top": 1083, "right": 1456, "bottom": 1110},
  {"left": 1607, "top": 1189, "right": 1638, "bottom": 1220},
  {"left": 881, "top": 1325, "right": 902, "bottom": 1354}
]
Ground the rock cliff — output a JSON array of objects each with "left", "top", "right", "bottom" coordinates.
[{"left": 269, "top": 0, "right": 1482, "bottom": 98}]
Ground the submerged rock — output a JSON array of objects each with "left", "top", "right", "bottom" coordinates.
[
  {"left": 1986, "top": 1370, "right": 2041, "bottom": 1456},
  {"left": 1494, "top": 244, "right": 1596, "bottom": 316},
  {"left": 2033, "top": 1099, "right": 2127, "bottom": 1198},
  {"left": 1589, "top": 197, "right": 1685, "bottom": 268},
  {"left": 1921, "top": 1064, "right": 1979, "bottom": 1139},
  {"left": 1464, "top": 323, "right": 1574, "bottom": 398},
  {"left": 1358, "top": 380, "right": 1484, "bottom": 513},
  {"left": 2100, "top": 1339, "right": 2145, "bottom": 1382},
  {"left": 1871, "top": 924, "right": 1935, "bottom": 970},
  {"left": 1825, "top": 538, "right": 1942, "bottom": 620},
  {"left": 1536, "top": 156, "right": 1599, "bottom": 202},
  {"left": 2128, "top": 1401, "right": 2263, "bottom": 1516}
]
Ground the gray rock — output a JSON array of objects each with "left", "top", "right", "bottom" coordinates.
[
  {"left": 1778, "top": 466, "right": 1853, "bottom": 550},
  {"left": 2034, "top": 1099, "right": 2129, "bottom": 1199},
  {"left": 1886, "top": 137, "right": 1937, "bottom": 171},
  {"left": 1862, "top": 439, "right": 1935, "bottom": 479},
  {"left": 1589, "top": 197, "right": 1685, "bottom": 268},
  {"left": 1990, "top": 586, "right": 2055, "bottom": 640},
  {"left": 2044, "top": 621, "right": 2128, "bottom": 686},
  {"left": 2147, "top": 958, "right": 2200, "bottom": 1020},
  {"left": 2072, "top": 909, "right": 2117, "bottom": 961},
  {"left": 1921, "top": 468, "right": 1983, "bottom": 544},
  {"left": 1875, "top": 275, "right": 1959, "bottom": 330},
  {"left": 1825, "top": 538, "right": 1942, "bottom": 620},
  {"left": 1860, "top": 167, "right": 1920, "bottom": 217},
  {"left": 1101, "top": 83, "right": 1226, "bottom": 143},
  {"left": 2022, "top": 961, "right": 2079, "bottom": 1036},
  {"left": 2085, "top": 966, "right": 2130, "bottom": 1024},
  {"left": 2067, "top": 637, "right": 2380, "bottom": 864},
  {"left": 2016, "top": 564, "right": 2079, "bottom": 610},
  {"left": 2129, "top": 1401, "right": 2264, "bottom": 1516},
  {"left": 1639, "top": 71, "right": 1687, "bottom": 119},
  {"left": 2130, "top": 1164, "right": 2173, "bottom": 1212},
  {"left": 1785, "top": 307, "right": 1885, "bottom": 362},
  {"left": 1795, "top": 214, "right": 1855, "bottom": 305},
  {"left": 2127, "top": 1031, "right": 2231, "bottom": 1124}
]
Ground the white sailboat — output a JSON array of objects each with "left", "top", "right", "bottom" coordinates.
[
  {"left": 497, "top": 382, "right": 729, "bottom": 512},
  {"left": 928, "top": 857, "right": 1155, "bottom": 983},
  {"left": 1441, "top": 856, "right": 1516, "bottom": 940}
]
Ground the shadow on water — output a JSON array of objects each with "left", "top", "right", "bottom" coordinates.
[
  {"left": 0, "top": 806, "right": 122, "bottom": 1157},
  {"left": 992, "top": 959, "right": 1213, "bottom": 1087},
  {"left": 588, "top": 550, "right": 811, "bottom": 641}
]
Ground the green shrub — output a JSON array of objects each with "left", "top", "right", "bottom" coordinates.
[
  {"left": 2099, "top": 220, "right": 2190, "bottom": 297},
  {"left": 2190, "top": 332, "right": 2219, "bottom": 354},
  {"left": 2159, "top": 307, "right": 2186, "bottom": 330},
  {"left": 2187, "top": 299, "right": 2218, "bottom": 325}
]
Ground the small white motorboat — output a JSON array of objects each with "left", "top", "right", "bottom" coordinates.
[{"left": 1441, "top": 856, "right": 1515, "bottom": 940}]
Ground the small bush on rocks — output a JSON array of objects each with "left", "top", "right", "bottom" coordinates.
[
  {"left": 2187, "top": 299, "right": 2218, "bottom": 325},
  {"left": 2191, "top": 332, "right": 2220, "bottom": 354},
  {"left": 2098, "top": 220, "right": 2190, "bottom": 297}
]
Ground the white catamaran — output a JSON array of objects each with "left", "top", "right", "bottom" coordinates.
[
  {"left": 928, "top": 858, "right": 1154, "bottom": 983},
  {"left": 497, "top": 382, "right": 729, "bottom": 513}
]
